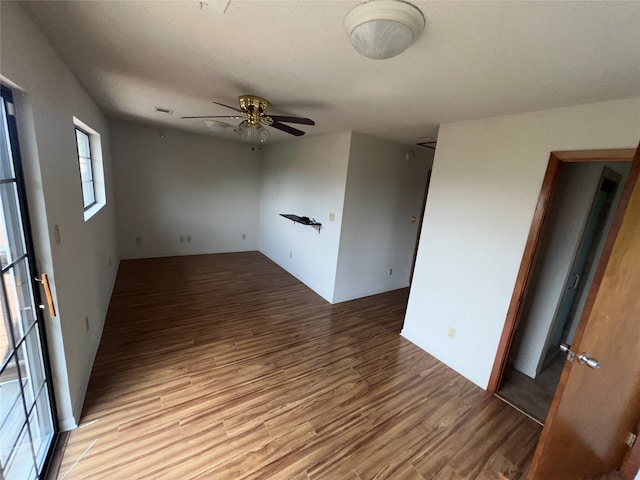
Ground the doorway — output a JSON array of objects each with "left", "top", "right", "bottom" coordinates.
[
  {"left": 495, "top": 162, "right": 630, "bottom": 423},
  {"left": 0, "top": 85, "right": 58, "bottom": 479}
]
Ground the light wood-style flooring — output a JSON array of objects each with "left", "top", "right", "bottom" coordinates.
[{"left": 58, "top": 252, "right": 540, "bottom": 480}]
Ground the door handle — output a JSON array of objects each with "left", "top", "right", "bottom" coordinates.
[
  {"left": 560, "top": 344, "right": 601, "bottom": 369},
  {"left": 34, "top": 273, "right": 56, "bottom": 317},
  {"left": 578, "top": 353, "right": 601, "bottom": 369}
]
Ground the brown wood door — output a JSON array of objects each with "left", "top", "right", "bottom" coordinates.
[{"left": 528, "top": 143, "right": 640, "bottom": 479}]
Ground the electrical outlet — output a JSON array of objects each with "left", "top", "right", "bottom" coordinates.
[
  {"left": 135, "top": 237, "right": 142, "bottom": 245},
  {"left": 329, "top": 213, "right": 335, "bottom": 222},
  {"left": 242, "top": 233, "right": 246, "bottom": 240},
  {"left": 85, "top": 316, "right": 90, "bottom": 332},
  {"left": 447, "top": 327, "right": 456, "bottom": 339},
  {"left": 186, "top": 236, "right": 191, "bottom": 242},
  {"left": 388, "top": 268, "right": 393, "bottom": 276}
]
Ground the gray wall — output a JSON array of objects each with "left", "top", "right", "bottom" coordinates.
[
  {"left": 334, "top": 132, "right": 432, "bottom": 303},
  {"left": 110, "top": 121, "right": 262, "bottom": 259}
]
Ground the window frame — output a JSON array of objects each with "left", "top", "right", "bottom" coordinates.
[
  {"left": 74, "top": 126, "right": 97, "bottom": 211},
  {"left": 72, "top": 117, "right": 105, "bottom": 221}
]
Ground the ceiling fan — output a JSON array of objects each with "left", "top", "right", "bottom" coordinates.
[{"left": 182, "top": 95, "right": 315, "bottom": 142}]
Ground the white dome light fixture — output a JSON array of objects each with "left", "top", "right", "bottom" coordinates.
[{"left": 344, "top": 0, "right": 425, "bottom": 60}]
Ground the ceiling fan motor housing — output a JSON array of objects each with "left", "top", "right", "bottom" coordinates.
[{"left": 238, "top": 95, "right": 272, "bottom": 125}]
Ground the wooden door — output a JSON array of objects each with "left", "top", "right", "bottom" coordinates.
[{"left": 528, "top": 143, "right": 640, "bottom": 479}]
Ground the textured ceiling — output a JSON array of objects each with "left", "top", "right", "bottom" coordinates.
[{"left": 20, "top": 0, "right": 640, "bottom": 145}]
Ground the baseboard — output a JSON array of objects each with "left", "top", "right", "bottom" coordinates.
[
  {"left": 400, "top": 328, "right": 488, "bottom": 390},
  {"left": 331, "top": 284, "right": 410, "bottom": 304},
  {"left": 65, "top": 256, "right": 121, "bottom": 432},
  {"left": 59, "top": 415, "right": 78, "bottom": 432},
  {"left": 258, "top": 250, "right": 333, "bottom": 303},
  {"left": 120, "top": 247, "right": 259, "bottom": 260}
]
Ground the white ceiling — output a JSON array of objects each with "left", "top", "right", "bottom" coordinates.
[{"left": 20, "top": 0, "right": 640, "bottom": 146}]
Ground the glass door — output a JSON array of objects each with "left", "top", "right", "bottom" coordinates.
[{"left": 0, "top": 85, "right": 57, "bottom": 479}]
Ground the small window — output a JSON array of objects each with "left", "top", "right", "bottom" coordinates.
[
  {"left": 73, "top": 117, "right": 105, "bottom": 220},
  {"left": 75, "top": 127, "right": 96, "bottom": 209}
]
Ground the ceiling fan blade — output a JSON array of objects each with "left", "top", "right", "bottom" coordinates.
[
  {"left": 271, "top": 121, "right": 306, "bottom": 136},
  {"left": 269, "top": 115, "right": 315, "bottom": 125},
  {"left": 212, "top": 101, "right": 243, "bottom": 113},
  {"left": 181, "top": 115, "right": 243, "bottom": 119}
]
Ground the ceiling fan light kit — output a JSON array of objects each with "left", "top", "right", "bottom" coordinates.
[
  {"left": 234, "top": 95, "right": 271, "bottom": 143},
  {"left": 344, "top": 0, "right": 425, "bottom": 60},
  {"left": 234, "top": 120, "right": 270, "bottom": 143}
]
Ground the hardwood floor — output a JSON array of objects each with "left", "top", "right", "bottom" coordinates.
[
  {"left": 496, "top": 356, "right": 565, "bottom": 424},
  {"left": 58, "top": 252, "right": 540, "bottom": 480}
]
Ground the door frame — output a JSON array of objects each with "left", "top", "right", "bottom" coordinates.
[
  {"left": 1, "top": 83, "right": 60, "bottom": 478},
  {"left": 487, "top": 148, "right": 636, "bottom": 394},
  {"left": 410, "top": 169, "right": 431, "bottom": 284}
]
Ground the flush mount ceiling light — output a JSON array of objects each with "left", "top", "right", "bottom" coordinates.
[{"left": 344, "top": 0, "right": 425, "bottom": 60}]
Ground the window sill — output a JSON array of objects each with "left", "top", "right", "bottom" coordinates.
[{"left": 83, "top": 201, "right": 104, "bottom": 222}]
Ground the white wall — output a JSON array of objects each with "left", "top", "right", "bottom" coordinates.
[
  {"left": 511, "top": 163, "right": 604, "bottom": 378},
  {"left": 1, "top": 1, "right": 119, "bottom": 429},
  {"left": 110, "top": 121, "right": 261, "bottom": 259},
  {"left": 333, "top": 132, "right": 432, "bottom": 303},
  {"left": 402, "top": 97, "right": 640, "bottom": 389},
  {"left": 259, "top": 132, "right": 351, "bottom": 302}
]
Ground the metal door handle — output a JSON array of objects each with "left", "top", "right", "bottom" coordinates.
[
  {"left": 561, "top": 344, "right": 601, "bottom": 369},
  {"left": 578, "top": 353, "right": 600, "bottom": 369}
]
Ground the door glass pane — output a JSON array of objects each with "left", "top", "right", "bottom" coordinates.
[
  {"left": 0, "top": 182, "right": 27, "bottom": 268},
  {"left": 3, "top": 424, "right": 36, "bottom": 480},
  {"left": 0, "top": 355, "right": 28, "bottom": 467},
  {"left": 29, "top": 387, "right": 53, "bottom": 471},
  {"left": 4, "top": 259, "right": 37, "bottom": 345},
  {"left": 16, "top": 329, "right": 46, "bottom": 408},
  {"left": 0, "top": 283, "right": 12, "bottom": 365},
  {"left": 0, "top": 100, "right": 16, "bottom": 180}
]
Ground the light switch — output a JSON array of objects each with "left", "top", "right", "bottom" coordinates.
[{"left": 329, "top": 213, "right": 335, "bottom": 222}]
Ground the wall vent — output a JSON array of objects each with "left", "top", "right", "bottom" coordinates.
[{"left": 154, "top": 106, "right": 174, "bottom": 114}]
